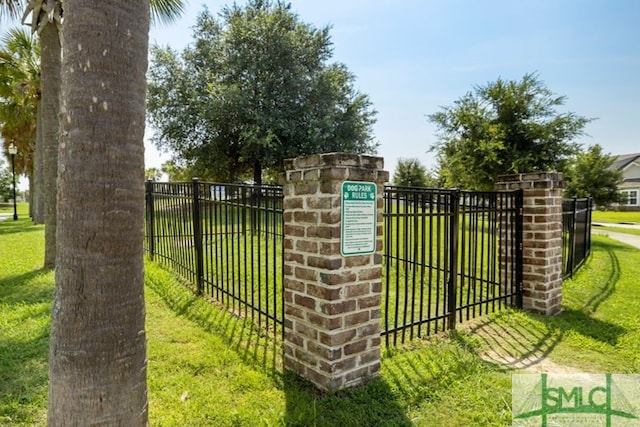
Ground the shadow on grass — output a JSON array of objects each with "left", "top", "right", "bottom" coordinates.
[
  {"left": 0, "top": 268, "right": 51, "bottom": 425},
  {"left": 0, "top": 218, "right": 43, "bottom": 237},
  {"left": 283, "top": 370, "right": 411, "bottom": 427},
  {"left": 146, "top": 262, "right": 412, "bottom": 426},
  {"left": 579, "top": 238, "right": 622, "bottom": 313},
  {"left": 457, "top": 237, "right": 628, "bottom": 370},
  {"left": 0, "top": 270, "right": 54, "bottom": 304}
]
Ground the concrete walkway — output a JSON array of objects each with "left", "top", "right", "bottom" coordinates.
[
  {"left": 592, "top": 223, "right": 640, "bottom": 250},
  {"left": 0, "top": 213, "right": 12, "bottom": 222}
]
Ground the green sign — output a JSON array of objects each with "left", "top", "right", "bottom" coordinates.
[{"left": 341, "top": 181, "right": 377, "bottom": 256}]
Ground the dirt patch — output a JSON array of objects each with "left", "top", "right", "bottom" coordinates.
[
  {"left": 480, "top": 349, "right": 582, "bottom": 374},
  {"left": 460, "top": 317, "right": 581, "bottom": 374}
]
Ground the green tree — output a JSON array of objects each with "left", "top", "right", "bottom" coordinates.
[
  {"left": 429, "top": 73, "right": 591, "bottom": 190},
  {"left": 392, "top": 157, "right": 436, "bottom": 187},
  {"left": 0, "top": 159, "right": 12, "bottom": 201},
  {"left": 564, "top": 144, "right": 623, "bottom": 208},
  {"left": 147, "top": 0, "right": 377, "bottom": 184},
  {"left": 145, "top": 167, "right": 162, "bottom": 181},
  {"left": 48, "top": 0, "right": 150, "bottom": 424},
  {"left": 0, "top": 27, "right": 42, "bottom": 221}
]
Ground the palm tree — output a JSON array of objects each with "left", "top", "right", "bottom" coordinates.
[
  {"left": 0, "top": 0, "right": 24, "bottom": 19},
  {"left": 0, "top": 28, "right": 41, "bottom": 221},
  {"left": 47, "top": 0, "right": 150, "bottom": 423},
  {"left": 18, "top": 0, "right": 187, "bottom": 267},
  {"left": 45, "top": 0, "right": 184, "bottom": 424}
]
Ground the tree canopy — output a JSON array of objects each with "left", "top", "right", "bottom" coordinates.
[
  {"left": 564, "top": 144, "right": 623, "bottom": 208},
  {"left": 428, "top": 73, "right": 592, "bottom": 189},
  {"left": 147, "top": 0, "right": 377, "bottom": 184},
  {"left": 0, "top": 27, "right": 39, "bottom": 177},
  {"left": 392, "top": 157, "right": 437, "bottom": 187},
  {"left": 0, "top": 159, "right": 13, "bottom": 201}
]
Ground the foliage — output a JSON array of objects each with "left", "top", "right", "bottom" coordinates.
[
  {"left": 0, "top": 27, "right": 39, "bottom": 176},
  {"left": 429, "top": 73, "right": 591, "bottom": 189},
  {"left": 147, "top": 0, "right": 378, "bottom": 184},
  {"left": 564, "top": 144, "right": 623, "bottom": 208},
  {"left": 145, "top": 167, "right": 162, "bottom": 182},
  {"left": 0, "top": 161, "right": 13, "bottom": 201},
  {"left": 392, "top": 157, "right": 437, "bottom": 187}
]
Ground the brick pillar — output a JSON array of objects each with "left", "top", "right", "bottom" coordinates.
[
  {"left": 496, "top": 172, "right": 564, "bottom": 315},
  {"left": 281, "top": 153, "right": 389, "bottom": 391}
]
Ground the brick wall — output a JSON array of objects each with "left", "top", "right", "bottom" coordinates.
[
  {"left": 496, "top": 172, "right": 564, "bottom": 315},
  {"left": 281, "top": 153, "right": 388, "bottom": 391}
]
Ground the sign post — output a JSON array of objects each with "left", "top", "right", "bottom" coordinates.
[{"left": 341, "top": 181, "right": 377, "bottom": 256}]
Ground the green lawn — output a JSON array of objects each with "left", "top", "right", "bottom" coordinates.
[
  {"left": 592, "top": 210, "right": 640, "bottom": 224},
  {"left": 2, "top": 214, "right": 639, "bottom": 426}
]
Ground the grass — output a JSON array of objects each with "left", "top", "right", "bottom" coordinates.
[
  {"left": 0, "top": 206, "right": 50, "bottom": 426},
  {"left": 2, "top": 211, "right": 640, "bottom": 425},
  {"left": 592, "top": 210, "right": 640, "bottom": 224},
  {"left": 466, "top": 235, "right": 640, "bottom": 374}
]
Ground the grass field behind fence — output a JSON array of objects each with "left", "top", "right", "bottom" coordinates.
[{"left": 148, "top": 193, "right": 522, "bottom": 345}]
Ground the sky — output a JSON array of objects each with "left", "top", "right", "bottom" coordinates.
[{"left": 147, "top": 0, "right": 639, "bottom": 179}]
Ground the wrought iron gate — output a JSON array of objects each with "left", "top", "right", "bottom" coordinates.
[{"left": 382, "top": 186, "right": 523, "bottom": 345}]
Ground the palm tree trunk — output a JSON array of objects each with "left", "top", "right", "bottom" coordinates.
[
  {"left": 32, "top": 100, "right": 44, "bottom": 224},
  {"left": 47, "top": 0, "right": 150, "bottom": 425},
  {"left": 39, "top": 23, "right": 61, "bottom": 267}
]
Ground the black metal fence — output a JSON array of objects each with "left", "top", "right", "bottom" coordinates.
[
  {"left": 381, "top": 186, "right": 523, "bottom": 345},
  {"left": 562, "top": 197, "right": 593, "bottom": 279},
  {"left": 145, "top": 180, "right": 284, "bottom": 334},
  {"left": 145, "top": 180, "right": 527, "bottom": 347}
]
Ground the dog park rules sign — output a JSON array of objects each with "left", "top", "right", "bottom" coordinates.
[{"left": 341, "top": 181, "right": 377, "bottom": 256}]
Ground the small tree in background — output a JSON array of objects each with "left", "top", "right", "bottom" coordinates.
[
  {"left": 393, "top": 158, "right": 437, "bottom": 187},
  {"left": 145, "top": 167, "right": 163, "bottom": 181},
  {"left": 564, "top": 144, "right": 623, "bottom": 208},
  {"left": 429, "top": 73, "right": 591, "bottom": 189},
  {"left": 0, "top": 161, "right": 12, "bottom": 202}
]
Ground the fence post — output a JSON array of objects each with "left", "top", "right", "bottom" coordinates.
[
  {"left": 192, "top": 178, "right": 204, "bottom": 296},
  {"left": 447, "top": 190, "right": 460, "bottom": 330},
  {"left": 570, "top": 197, "right": 578, "bottom": 278},
  {"left": 145, "top": 180, "right": 155, "bottom": 260},
  {"left": 282, "top": 153, "right": 388, "bottom": 391},
  {"left": 496, "top": 173, "right": 565, "bottom": 315},
  {"left": 586, "top": 197, "right": 593, "bottom": 259}
]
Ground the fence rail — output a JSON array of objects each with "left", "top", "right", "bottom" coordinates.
[
  {"left": 145, "top": 180, "right": 284, "bottom": 334},
  {"left": 145, "top": 180, "right": 528, "bottom": 347},
  {"left": 381, "top": 186, "right": 523, "bottom": 345},
  {"left": 562, "top": 197, "right": 593, "bottom": 279}
]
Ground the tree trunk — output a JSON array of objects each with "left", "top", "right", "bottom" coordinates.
[
  {"left": 253, "top": 160, "right": 262, "bottom": 185},
  {"left": 40, "top": 23, "right": 61, "bottom": 266},
  {"left": 32, "top": 100, "right": 44, "bottom": 224},
  {"left": 47, "top": 1, "right": 150, "bottom": 425}
]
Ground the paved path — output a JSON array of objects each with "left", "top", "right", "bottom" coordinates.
[
  {"left": 0, "top": 213, "right": 12, "bottom": 222},
  {"left": 591, "top": 224, "right": 640, "bottom": 249},
  {"left": 593, "top": 221, "right": 640, "bottom": 230}
]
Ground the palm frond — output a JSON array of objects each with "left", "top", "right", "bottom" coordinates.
[{"left": 151, "top": 0, "right": 186, "bottom": 27}]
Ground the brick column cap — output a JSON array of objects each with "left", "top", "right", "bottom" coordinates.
[{"left": 284, "top": 152, "right": 384, "bottom": 172}]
